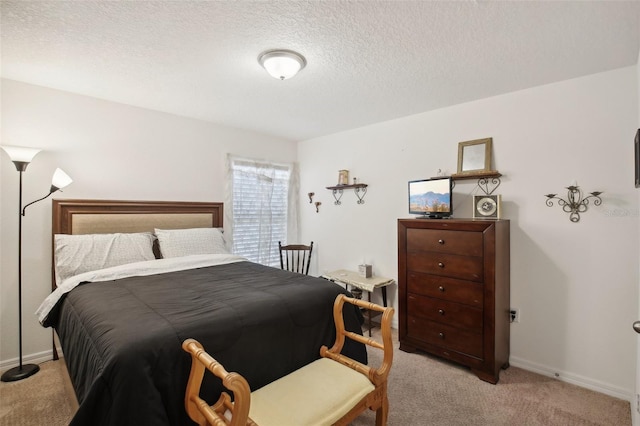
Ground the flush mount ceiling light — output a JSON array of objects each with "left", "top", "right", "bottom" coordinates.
[{"left": 258, "top": 49, "right": 306, "bottom": 80}]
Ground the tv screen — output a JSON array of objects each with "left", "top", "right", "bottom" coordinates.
[{"left": 408, "top": 177, "right": 453, "bottom": 218}]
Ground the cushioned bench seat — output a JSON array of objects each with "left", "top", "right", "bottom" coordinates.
[
  {"left": 249, "top": 357, "right": 375, "bottom": 426},
  {"left": 183, "top": 294, "right": 395, "bottom": 426}
]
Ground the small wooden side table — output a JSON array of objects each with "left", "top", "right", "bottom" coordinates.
[{"left": 322, "top": 269, "right": 394, "bottom": 336}]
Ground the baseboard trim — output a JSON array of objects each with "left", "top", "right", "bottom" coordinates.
[
  {"left": 510, "top": 355, "right": 634, "bottom": 403},
  {"left": 0, "top": 348, "right": 58, "bottom": 371}
]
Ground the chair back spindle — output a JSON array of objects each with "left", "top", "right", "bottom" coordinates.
[{"left": 278, "top": 241, "right": 313, "bottom": 275}]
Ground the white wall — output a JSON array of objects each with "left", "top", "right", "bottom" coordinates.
[
  {"left": 299, "top": 66, "right": 639, "bottom": 402},
  {"left": 0, "top": 79, "right": 297, "bottom": 364}
]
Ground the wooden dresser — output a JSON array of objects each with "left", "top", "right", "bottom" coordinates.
[{"left": 397, "top": 218, "right": 510, "bottom": 384}]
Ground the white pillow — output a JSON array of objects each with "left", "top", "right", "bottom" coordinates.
[
  {"left": 154, "top": 227, "right": 228, "bottom": 258},
  {"left": 54, "top": 232, "right": 156, "bottom": 284}
]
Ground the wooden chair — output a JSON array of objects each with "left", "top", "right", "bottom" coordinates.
[
  {"left": 183, "top": 294, "right": 395, "bottom": 426},
  {"left": 278, "top": 241, "right": 313, "bottom": 275}
]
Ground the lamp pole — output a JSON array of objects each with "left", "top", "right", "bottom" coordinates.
[
  {"left": 1, "top": 162, "right": 40, "bottom": 382},
  {"left": 0, "top": 146, "right": 72, "bottom": 382}
]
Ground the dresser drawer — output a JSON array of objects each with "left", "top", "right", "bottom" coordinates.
[
  {"left": 406, "top": 228, "right": 482, "bottom": 257},
  {"left": 407, "top": 316, "right": 482, "bottom": 358},
  {"left": 407, "top": 252, "right": 483, "bottom": 282},
  {"left": 407, "top": 272, "right": 482, "bottom": 307},
  {"left": 398, "top": 218, "right": 510, "bottom": 384},
  {"left": 407, "top": 294, "right": 482, "bottom": 331}
]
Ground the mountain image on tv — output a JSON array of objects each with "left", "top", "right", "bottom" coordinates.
[{"left": 410, "top": 191, "right": 450, "bottom": 213}]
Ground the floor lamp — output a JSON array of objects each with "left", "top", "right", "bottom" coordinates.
[{"left": 1, "top": 145, "right": 73, "bottom": 382}]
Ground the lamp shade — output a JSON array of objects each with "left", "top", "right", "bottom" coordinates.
[
  {"left": 1, "top": 145, "right": 41, "bottom": 163},
  {"left": 258, "top": 50, "right": 306, "bottom": 80},
  {"left": 51, "top": 168, "right": 73, "bottom": 190}
]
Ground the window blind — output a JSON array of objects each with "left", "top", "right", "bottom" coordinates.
[{"left": 229, "top": 157, "right": 292, "bottom": 267}]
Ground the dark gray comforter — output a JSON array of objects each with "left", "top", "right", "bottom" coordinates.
[{"left": 49, "top": 260, "right": 366, "bottom": 425}]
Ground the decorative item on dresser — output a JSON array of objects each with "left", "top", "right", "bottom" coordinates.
[
  {"left": 397, "top": 218, "right": 510, "bottom": 384},
  {"left": 473, "top": 194, "right": 502, "bottom": 219}
]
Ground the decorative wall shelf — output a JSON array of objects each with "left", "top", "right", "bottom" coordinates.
[
  {"left": 326, "top": 183, "right": 368, "bottom": 205},
  {"left": 451, "top": 171, "right": 502, "bottom": 196},
  {"left": 451, "top": 171, "right": 502, "bottom": 181}
]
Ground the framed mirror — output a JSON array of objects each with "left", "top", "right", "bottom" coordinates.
[{"left": 457, "top": 138, "right": 493, "bottom": 175}]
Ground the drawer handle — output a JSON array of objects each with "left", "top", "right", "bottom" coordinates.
[
  {"left": 438, "top": 239, "right": 444, "bottom": 245},
  {"left": 439, "top": 332, "right": 445, "bottom": 339},
  {"left": 438, "top": 262, "right": 444, "bottom": 268},
  {"left": 438, "top": 286, "right": 445, "bottom": 292},
  {"left": 438, "top": 309, "right": 445, "bottom": 315}
]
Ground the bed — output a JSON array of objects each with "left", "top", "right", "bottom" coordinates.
[{"left": 38, "top": 199, "right": 366, "bottom": 426}]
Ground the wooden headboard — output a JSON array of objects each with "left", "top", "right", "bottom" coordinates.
[
  {"left": 52, "top": 199, "right": 223, "bottom": 235},
  {"left": 51, "top": 199, "right": 224, "bottom": 286}
]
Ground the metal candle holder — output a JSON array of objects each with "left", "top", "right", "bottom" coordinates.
[{"left": 545, "top": 185, "right": 602, "bottom": 223}]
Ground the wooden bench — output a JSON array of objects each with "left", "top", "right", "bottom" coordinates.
[{"left": 182, "top": 294, "right": 395, "bottom": 426}]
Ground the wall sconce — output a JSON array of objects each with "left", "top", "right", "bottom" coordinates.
[
  {"left": 314, "top": 201, "right": 321, "bottom": 213},
  {"left": 544, "top": 184, "right": 602, "bottom": 223},
  {"left": 308, "top": 192, "right": 314, "bottom": 203}
]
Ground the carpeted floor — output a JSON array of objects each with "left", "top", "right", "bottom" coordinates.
[
  {"left": 0, "top": 330, "right": 632, "bottom": 425},
  {"left": 0, "top": 360, "right": 77, "bottom": 426},
  {"left": 352, "top": 331, "right": 631, "bottom": 425}
]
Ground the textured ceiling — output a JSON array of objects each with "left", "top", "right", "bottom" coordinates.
[{"left": 2, "top": 1, "right": 640, "bottom": 141}]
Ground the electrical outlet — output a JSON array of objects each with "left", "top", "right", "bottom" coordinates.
[
  {"left": 510, "top": 309, "right": 520, "bottom": 323},
  {"left": 636, "top": 394, "right": 640, "bottom": 414}
]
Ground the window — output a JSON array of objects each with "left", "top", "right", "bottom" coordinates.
[{"left": 226, "top": 155, "right": 298, "bottom": 267}]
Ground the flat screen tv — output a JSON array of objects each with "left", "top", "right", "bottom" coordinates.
[{"left": 408, "top": 176, "right": 453, "bottom": 218}]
